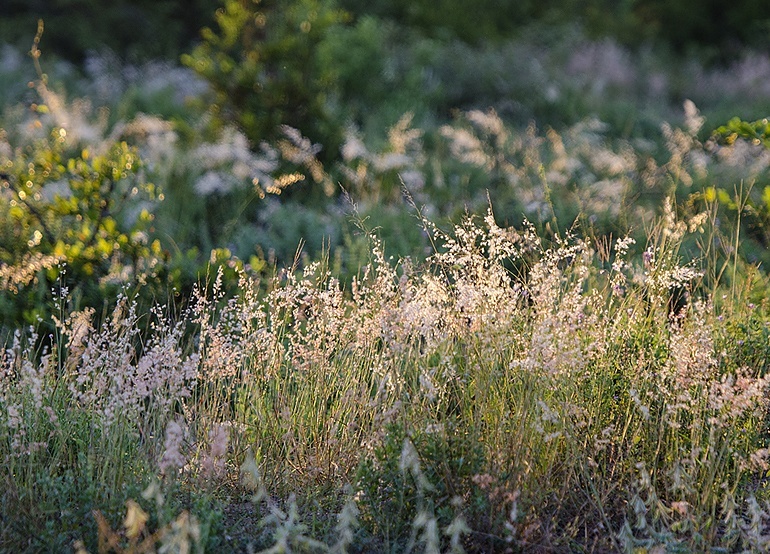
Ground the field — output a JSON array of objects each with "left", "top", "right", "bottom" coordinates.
[{"left": 3, "top": 6, "right": 770, "bottom": 553}]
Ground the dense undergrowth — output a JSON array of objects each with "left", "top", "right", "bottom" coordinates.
[
  {"left": 3, "top": 199, "right": 770, "bottom": 552},
  {"left": 6, "top": 38, "right": 770, "bottom": 334},
  {"left": 3, "top": 8, "right": 770, "bottom": 552}
]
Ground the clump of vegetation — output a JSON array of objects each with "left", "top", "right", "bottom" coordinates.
[
  {"left": 3, "top": 2, "right": 770, "bottom": 551},
  {"left": 181, "top": 0, "right": 349, "bottom": 164},
  {"left": 0, "top": 76, "right": 164, "bottom": 330},
  {"left": 3, "top": 195, "right": 770, "bottom": 551}
]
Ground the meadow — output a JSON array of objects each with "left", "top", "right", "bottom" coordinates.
[{"left": 3, "top": 9, "right": 770, "bottom": 553}]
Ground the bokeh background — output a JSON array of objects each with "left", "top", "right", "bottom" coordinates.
[{"left": 2, "top": 0, "right": 770, "bottom": 327}]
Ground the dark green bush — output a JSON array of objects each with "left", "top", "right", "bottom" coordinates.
[
  {"left": 337, "top": 0, "right": 770, "bottom": 53},
  {"left": 181, "top": 0, "right": 348, "bottom": 164},
  {"left": 635, "top": 0, "right": 770, "bottom": 57},
  {"left": 0, "top": 0, "right": 215, "bottom": 62},
  {"left": 4, "top": 0, "right": 770, "bottom": 67}
]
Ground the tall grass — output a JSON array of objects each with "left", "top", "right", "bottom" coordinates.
[
  {"left": 4, "top": 30, "right": 770, "bottom": 552},
  {"left": 2, "top": 196, "right": 770, "bottom": 552}
]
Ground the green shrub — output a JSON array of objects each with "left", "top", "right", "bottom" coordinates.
[
  {"left": 181, "top": 0, "right": 348, "bottom": 165},
  {"left": 0, "top": 126, "right": 164, "bottom": 331},
  {"left": 714, "top": 116, "right": 770, "bottom": 148}
]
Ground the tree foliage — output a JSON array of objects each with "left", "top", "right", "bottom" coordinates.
[
  {"left": 181, "top": 0, "right": 348, "bottom": 159},
  {"left": 0, "top": 0, "right": 215, "bottom": 61},
  {"left": 0, "top": 128, "right": 163, "bottom": 328}
]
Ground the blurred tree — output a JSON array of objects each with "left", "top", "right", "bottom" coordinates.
[
  {"left": 0, "top": 0, "right": 216, "bottom": 61},
  {"left": 3, "top": 0, "right": 770, "bottom": 64},
  {"left": 634, "top": 0, "right": 770, "bottom": 57},
  {"left": 181, "top": 0, "right": 348, "bottom": 163},
  {"left": 337, "top": 0, "right": 770, "bottom": 54},
  {"left": 337, "top": 0, "right": 543, "bottom": 43}
]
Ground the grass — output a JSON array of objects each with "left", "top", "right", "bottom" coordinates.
[
  {"left": 3, "top": 25, "right": 770, "bottom": 552},
  {"left": 3, "top": 199, "right": 770, "bottom": 552}
]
